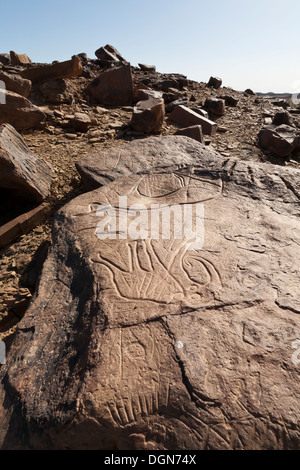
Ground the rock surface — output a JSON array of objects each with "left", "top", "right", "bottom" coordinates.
[
  {"left": 88, "top": 63, "right": 133, "bottom": 106},
  {"left": 20, "top": 57, "right": 83, "bottom": 83},
  {"left": 130, "top": 96, "right": 165, "bottom": 134},
  {"left": 75, "top": 135, "right": 219, "bottom": 190},
  {"left": 169, "top": 105, "right": 217, "bottom": 135},
  {"left": 10, "top": 51, "right": 31, "bottom": 65},
  {"left": 258, "top": 124, "right": 300, "bottom": 157},
  {"left": 207, "top": 76, "right": 222, "bottom": 89},
  {"left": 0, "top": 123, "right": 52, "bottom": 201},
  {"left": 1, "top": 137, "right": 300, "bottom": 450},
  {"left": 0, "top": 72, "right": 31, "bottom": 98},
  {"left": 95, "top": 44, "right": 126, "bottom": 63},
  {"left": 174, "top": 125, "right": 203, "bottom": 143},
  {"left": 0, "top": 90, "right": 45, "bottom": 130}
]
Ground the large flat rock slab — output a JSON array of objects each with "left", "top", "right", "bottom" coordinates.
[
  {"left": 76, "top": 135, "right": 221, "bottom": 190},
  {"left": 0, "top": 123, "right": 52, "bottom": 202},
  {"left": 1, "top": 139, "right": 300, "bottom": 450}
]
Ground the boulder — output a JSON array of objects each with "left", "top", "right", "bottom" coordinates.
[
  {"left": 20, "top": 56, "right": 82, "bottom": 83},
  {"left": 0, "top": 123, "right": 52, "bottom": 201},
  {"left": 0, "top": 90, "right": 45, "bottom": 130},
  {"left": 258, "top": 124, "right": 300, "bottom": 157},
  {"left": 130, "top": 96, "right": 165, "bottom": 134},
  {"left": 221, "top": 95, "right": 239, "bottom": 107},
  {"left": 174, "top": 124, "right": 203, "bottom": 143},
  {"left": 76, "top": 135, "right": 220, "bottom": 190},
  {"left": 245, "top": 88, "right": 256, "bottom": 96},
  {"left": 72, "top": 53, "right": 88, "bottom": 63},
  {"left": 10, "top": 51, "right": 31, "bottom": 65},
  {"left": 169, "top": 105, "right": 217, "bottom": 135},
  {"left": 0, "top": 54, "right": 11, "bottom": 66},
  {"left": 272, "top": 110, "right": 294, "bottom": 127},
  {"left": 88, "top": 63, "right": 133, "bottom": 106},
  {"left": 204, "top": 98, "right": 226, "bottom": 116},
  {"left": 138, "top": 64, "right": 156, "bottom": 72},
  {"left": 1, "top": 139, "right": 300, "bottom": 450},
  {"left": 95, "top": 44, "right": 126, "bottom": 62},
  {"left": 165, "top": 98, "right": 189, "bottom": 113},
  {"left": 153, "top": 77, "right": 180, "bottom": 92},
  {"left": 71, "top": 112, "right": 92, "bottom": 133},
  {"left": 207, "top": 76, "right": 222, "bottom": 89},
  {"left": 0, "top": 72, "right": 31, "bottom": 98},
  {"left": 134, "top": 88, "right": 162, "bottom": 102}
]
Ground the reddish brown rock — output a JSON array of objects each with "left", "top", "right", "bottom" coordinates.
[
  {"left": 272, "top": 110, "right": 294, "bottom": 127},
  {"left": 0, "top": 203, "right": 50, "bottom": 249},
  {"left": 204, "top": 98, "right": 226, "bottom": 116},
  {"left": 39, "top": 79, "right": 69, "bottom": 104},
  {"left": 134, "top": 88, "right": 162, "bottom": 102},
  {"left": 130, "top": 96, "right": 165, "bottom": 133},
  {"left": 207, "top": 76, "right": 222, "bottom": 89},
  {"left": 258, "top": 124, "right": 300, "bottom": 157},
  {"left": 0, "top": 90, "right": 45, "bottom": 130},
  {"left": 174, "top": 124, "right": 203, "bottom": 143},
  {"left": 10, "top": 51, "right": 31, "bottom": 65},
  {"left": 0, "top": 72, "right": 31, "bottom": 98},
  {"left": 0, "top": 123, "right": 52, "bottom": 201},
  {"left": 95, "top": 44, "right": 126, "bottom": 62},
  {"left": 89, "top": 63, "right": 133, "bottom": 106},
  {"left": 169, "top": 105, "right": 217, "bottom": 135},
  {"left": 20, "top": 56, "right": 82, "bottom": 83},
  {"left": 1, "top": 139, "right": 300, "bottom": 450},
  {"left": 71, "top": 112, "right": 92, "bottom": 133},
  {"left": 0, "top": 54, "right": 11, "bottom": 65},
  {"left": 221, "top": 95, "right": 239, "bottom": 107},
  {"left": 138, "top": 63, "right": 156, "bottom": 72}
]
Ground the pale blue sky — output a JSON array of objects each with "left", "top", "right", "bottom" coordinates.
[{"left": 1, "top": 0, "right": 299, "bottom": 93}]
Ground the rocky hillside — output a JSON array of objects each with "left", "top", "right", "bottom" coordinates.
[{"left": 0, "top": 45, "right": 300, "bottom": 450}]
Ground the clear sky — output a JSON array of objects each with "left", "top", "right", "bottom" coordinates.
[{"left": 1, "top": 0, "right": 299, "bottom": 93}]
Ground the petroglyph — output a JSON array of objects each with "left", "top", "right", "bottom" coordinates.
[{"left": 90, "top": 172, "right": 222, "bottom": 308}]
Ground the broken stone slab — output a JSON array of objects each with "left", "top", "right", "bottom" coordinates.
[
  {"left": 258, "top": 124, "right": 300, "bottom": 157},
  {"left": 0, "top": 123, "right": 52, "bottom": 201},
  {"left": 207, "top": 76, "right": 222, "bottom": 89},
  {"left": 10, "top": 51, "right": 31, "bottom": 65},
  {"left": 130, "top": 96, "right": 165, "bottom": 134},
  {"left": 88, "top": 63, "right": 133, "bottom": 106},
  {"left": 0, "top": 71, "right": 31, "bottom": 98},
  {"left": 75, "top": 135, "right": 220, "bottom": 190},
  {"left": 20, "top": 56, "right": 83, "bottom": 83},
  {"left": 169, "top": 105, "right": 217, "bottom": 135},
  {"left": 95, "top": 44, "right": 126, "bottom": 62},
  {"left": 0, "top": 90, "right": 45, "bottom": 130},
  {"left": 1, "top": 141, "right": 300, "bottom": 449},
  {"left": 174, "top": 124, "right": 203, "bottom": 143},
  {"left": 0, "top": 202, "right": 50, "bottom": 249}
]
